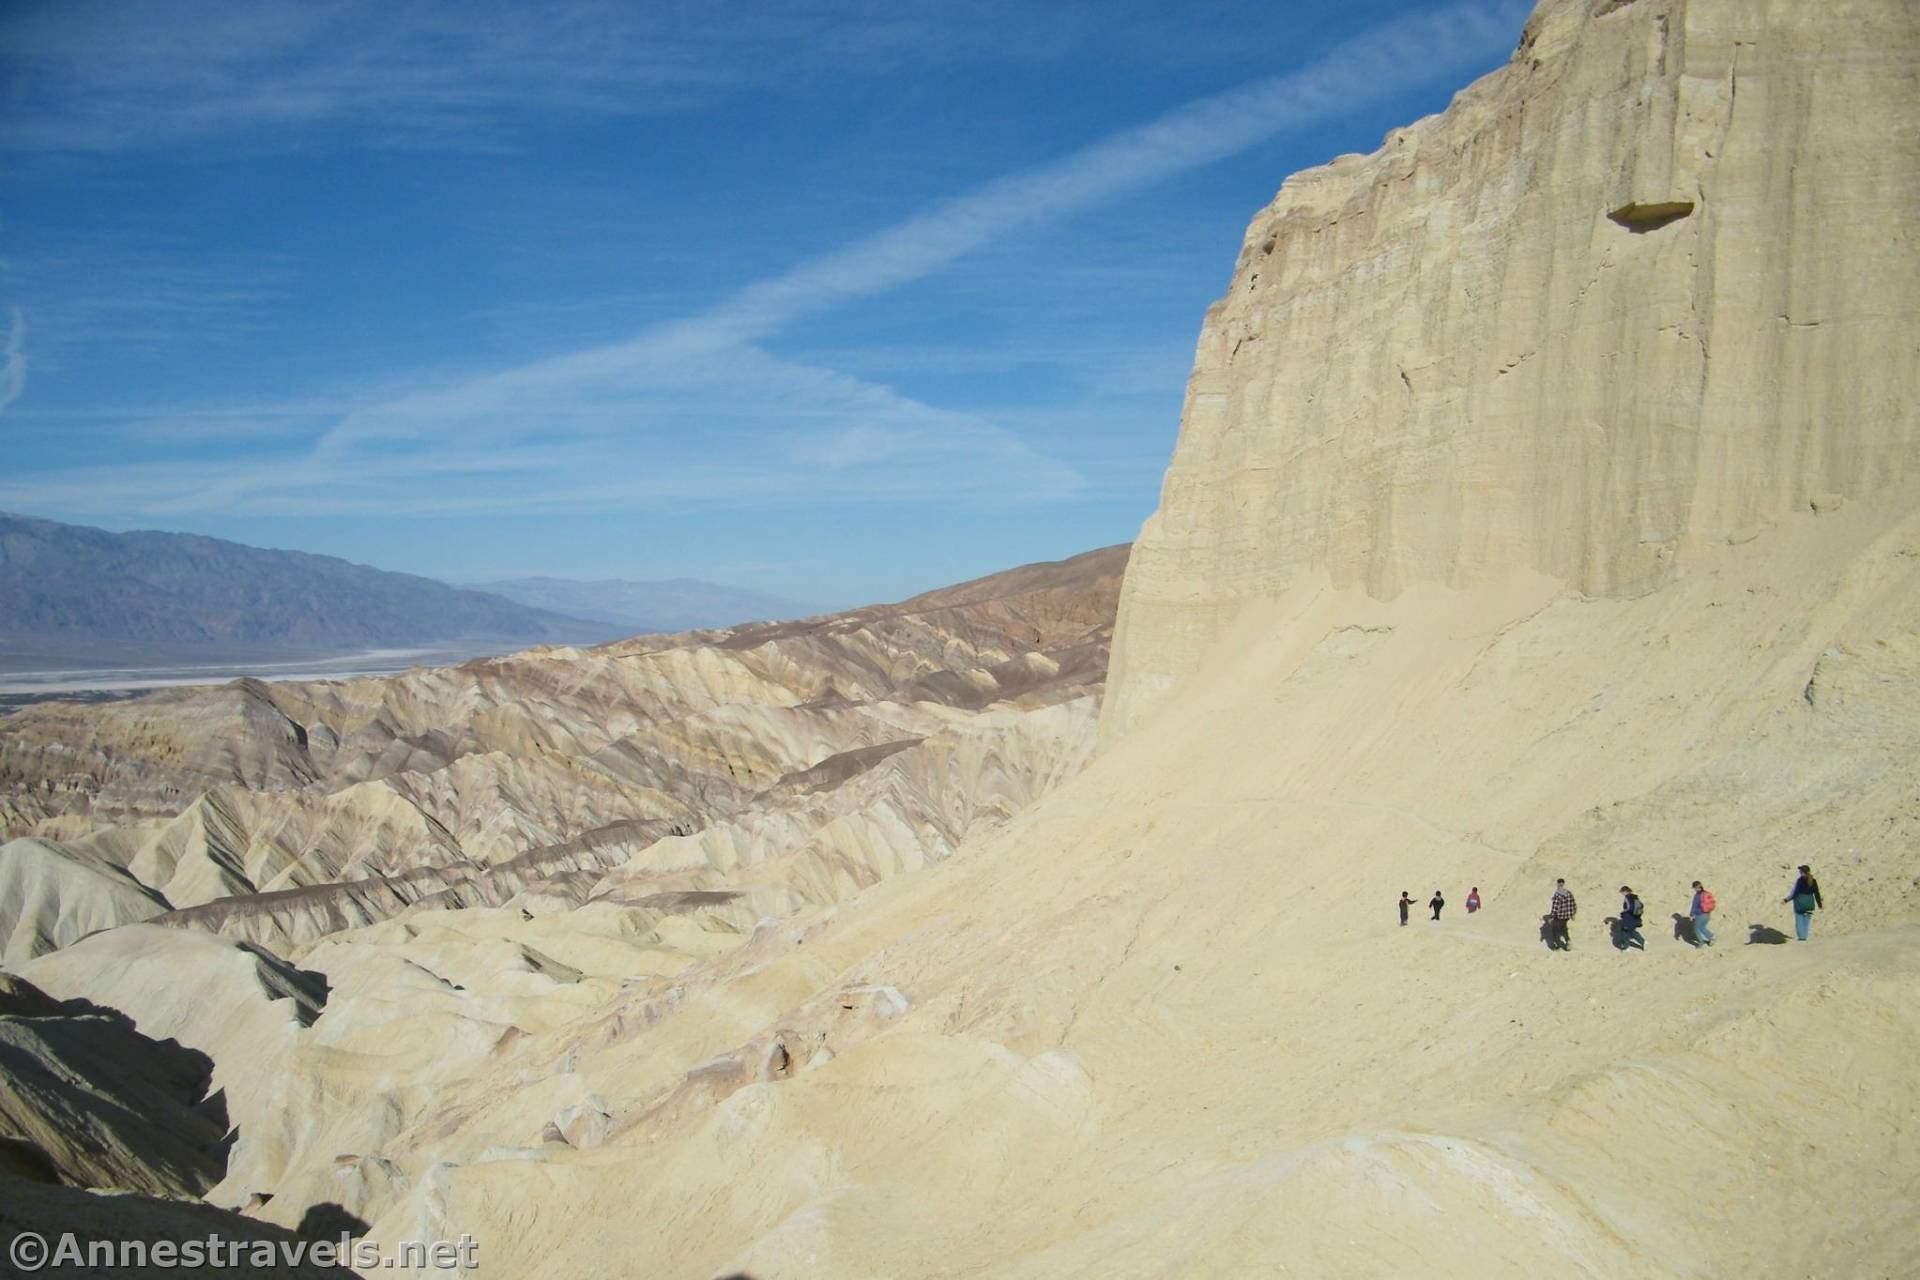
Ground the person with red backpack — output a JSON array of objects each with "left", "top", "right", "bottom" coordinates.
[{"left": 1689, "top": 881, "right": 1716, "bottom": 947}]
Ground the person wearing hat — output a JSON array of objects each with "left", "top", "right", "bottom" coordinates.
[{"left": 1784, "top": 865, "right": 1824, "bottom": 940}]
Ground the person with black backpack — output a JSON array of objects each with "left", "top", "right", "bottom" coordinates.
[
  {"left": 1616, "top": 885, "right": 1645, "bottom": 950},
  {"left": 1784, "top": 865, "right": 1824, "bottom": 940},
  {"left": 1429, "top": 889, "right": 1445, "bottom": 921}
]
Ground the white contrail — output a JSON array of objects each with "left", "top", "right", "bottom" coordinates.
[{"left": 315, "top": 0, "right": 1527, "bottom": 454}]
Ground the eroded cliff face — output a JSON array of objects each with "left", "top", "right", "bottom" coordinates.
[
  {"left": 9, "top": 5, "right": 1920, "bottom": 1271},
  {"left": 1104, "top": 0, "right": 1920, "bottom": 740}
]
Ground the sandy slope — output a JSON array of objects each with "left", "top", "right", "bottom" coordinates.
[
  {"left": 0, "top": 836, "right": 167, "bottom": 964},
  {"left": 154, "top": 481, "right": 1902, "bottom": 1278},
  {"left": 9, "top": 350, "right": 1910, "bottom": 1280},
  {"left": 3, "top": 0, "right": 1915, "bottom": 1268}
]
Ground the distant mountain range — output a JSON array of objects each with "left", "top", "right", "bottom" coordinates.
[
  {"left": 470, "top": 577, "right": 817, "bottom": 633},
  {"left": 0, "top": 513, "right": 618, "bottom": 654}
]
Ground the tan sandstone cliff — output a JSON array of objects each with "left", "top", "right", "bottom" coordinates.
[
  {"left": 1105, "top": 0, "right": 1920, "bottom": 740},
  {"left": 5, "top": 1, "right": 1919, "bottom": 1275}
]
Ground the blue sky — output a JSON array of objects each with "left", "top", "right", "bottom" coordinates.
[{"left": 1, "top": 0, "right": 1528, "bottom": 608}]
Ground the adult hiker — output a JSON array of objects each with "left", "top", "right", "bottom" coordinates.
[
  {"left": 1783, "top": 865, "right": 1823, "bottom": 941},
  {"left": 1689, "top": 880, "right": 1716, "bottom": 947},
  {"left": 1429, "top": 889, "right": 1445, "bottom": 921},
  {"left": 1616, "top": 885, "right": 1645, "bottom": 950},
  {"left": 1465, "top": 886, "right": 1481, "bottom": 914},
  {"left": 1547, "top": 879, "right": 1577, "bottom": 950},
  {"left": 1399, "top": 891, "right": 1413, "bottom": 927}
]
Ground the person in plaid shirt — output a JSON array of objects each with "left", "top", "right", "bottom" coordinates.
[{"left": 1547, "top": 879, "right": 1577, "bottom": 950}]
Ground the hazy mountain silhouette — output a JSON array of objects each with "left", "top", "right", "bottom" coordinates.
[
  {"left": 0, "top": 513, "right": 618, "bottom": 653},
  {"left": 470, "top": 576, "right": 817, "bottom": 633}
]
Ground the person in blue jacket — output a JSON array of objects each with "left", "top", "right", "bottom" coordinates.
[{"left": 1783, "top": 865, "right": 1823, "bottom": 940}]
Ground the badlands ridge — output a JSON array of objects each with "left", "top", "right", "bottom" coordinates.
[{"left": 3, "top": 0, "right": 1919, "bottom": 1275}]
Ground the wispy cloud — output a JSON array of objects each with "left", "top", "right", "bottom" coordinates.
[
  {"left": 298, "top": 0, "right": 1524, "bottom": 464},
  {"left": 0, "top": 234, "right": 294, "bottom": 379},
  {"left": 0, "top": 398, "right": 1081, "bottom": 517},
  {"left": 1, "top": 0, "right": 1082, "bottom": 154},
  {"left": 5, "top": 0, "right": 1527, "bottom": 519},
  {"left": 0, "top": 309, "right": 25, "bottom": 410},
  {"left": 20, "top": 398, "right": 350, "bottom": 445}
]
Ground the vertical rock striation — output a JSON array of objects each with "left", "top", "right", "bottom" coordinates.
[{"left": 1104, "top": 0, "right": 1920, "bottom": 741}]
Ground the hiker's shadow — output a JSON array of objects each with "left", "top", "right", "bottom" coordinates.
[
  {"left": 1604, "top": 915, "right": 1621, "bottom": 949},
  {"left": 1747, "top": 923, "right": 1790, "bottom": 945},
  {"left": 1672, "top": 913, "right": 1698, "bottom": 945}
]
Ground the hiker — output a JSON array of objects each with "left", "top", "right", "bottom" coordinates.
[
  {"left": 1689, "top": 881, "right": 1716, "bottom": 947},
  {"left": 1547, "top": 879, "right": 1577, "bottom": 950},
  {"left": 1465, "top": 886, "right": 1481, "bottom": 914},
  {"left": 1783, "top": 865, "right": 1823, "bottom": 941},
  {"left": 1429, "top": 890, "right": 1445, "bottom": 921},
  {"left": 1616, "top": 885, "right": 1645, "bottom": 950},
  {"left": 1399, "top": 891, "right": 1413, "bottom": 927}
]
